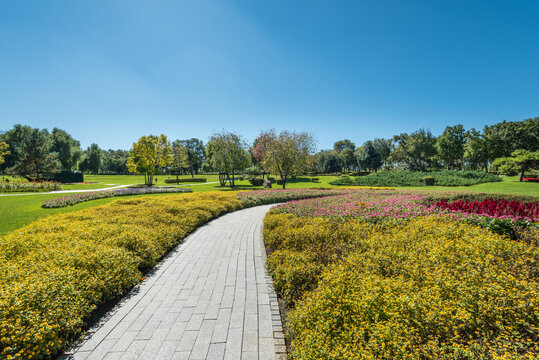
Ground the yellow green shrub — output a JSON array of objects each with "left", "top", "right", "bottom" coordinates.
[
  {"left": 287, "top": 216, "right": 539, "bottom": 359},
  {"left": 0, "top": 192, "right": 241, "bottom": 359}
]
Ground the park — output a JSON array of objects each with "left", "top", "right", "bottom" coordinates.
[{"left": 1, "top": 1, "right": 539, "bottom": 359}]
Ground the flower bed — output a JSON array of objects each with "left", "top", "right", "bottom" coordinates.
[
  {"left": 164, "top": 178, "right": 207, "bottom": 183},
  {"left": 264, "top": 191, "right": 539, "bottom": 359},
  {"left": 0, "top": 192, "right": 242, "bottom": 359},
  {"left": 41, "top": 187, "right": 192, "bottom": 208},
  {"left": 0, "top": 181, "right": 62, "bottom": 193},
  {"left": 435, "top": 198, "right": 538, "bottom": 222},
  {"left": 523, "top": 177, "right": 539, "bottom": 182}
]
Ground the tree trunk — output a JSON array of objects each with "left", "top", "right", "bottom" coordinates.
[{"left": 520, "top": 168, "right": 525, "bottom": 182}]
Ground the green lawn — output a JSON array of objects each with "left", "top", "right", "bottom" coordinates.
[{"left": 1, "top": 174, "right": 536, "bottom": 236}]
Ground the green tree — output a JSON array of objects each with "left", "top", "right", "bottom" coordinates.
[
  {"left": 485, "top": 118, "right": 539, "bottom": 159},
  {"left": 436, "top": 124, "right": 466, "bottom": 170},
  {"left": 492, "top": 150, "right": 539, "bottom": 182},
  {"left": 51, "top": 128, "right": 83, "bottom": 171},
  {"left": 390, "top": 129, "right": 437, "bottom": 171},
  {"left": 7, "top": 128, "right": 60, "bottom": 180},
  {"left": 127, "top": 135, "right": 172, "bottom": 186},
  {"left": 318, "top": 150, "right": 342, "bottom": 173},
  {"left": 464, "top": 128, "right": 490, "bottom": 172},
  {"left": 79, "top": 144, "right": 103, "bottom": 175},
  {"left": 339, "top": 148, "right": 356, "bottom": 172},
  {"left": 206, "top": 131, "right": 250, "bottom": 187},
  {"left": 333, "top": 139, "right": 355, "bottom": 153},
  {"left": 178, "top": 138, "right": 205, "bottom": 176},
  {"left": 102, "top": 149, "right": 129, "bottom": 174},
  {"left": 0, "top": 142, "right": 10, "bottom": 165},
  {"left": 372, "top": 138, "right": 394, "bottom": 169},
  {"left": 262, "top": 130, "right": 316, "bottom": 189},
  {"left": 171, "top": 140, "right": 189, "bottom": 180},
  {"left": 355, "top": 141, "right": 382, "bottom": 171},
  {"left": 0, "top": 124, "right": 34, "bottom": 172}
]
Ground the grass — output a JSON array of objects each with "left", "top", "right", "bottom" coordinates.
[{"left": 1, "top": 174, "right": 535, "bottom": 235}]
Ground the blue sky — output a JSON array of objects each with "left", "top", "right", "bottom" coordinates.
[{"left": 1, "top": 0, "right": 538, "bottom": 150}]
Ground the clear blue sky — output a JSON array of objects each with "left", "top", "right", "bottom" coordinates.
[{"left": 1, "top": 0, "right": 538, "bottom": 150}]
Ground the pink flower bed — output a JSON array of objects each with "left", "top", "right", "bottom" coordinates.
[{"left": 435, "top": 198, "right": 538, "bottom": 222}]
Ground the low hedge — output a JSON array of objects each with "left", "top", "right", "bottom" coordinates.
[
  {"left": 52, "top": 171, "right": 84, "bottom": 184},
  {"left": 0, "top": 181, "right": 62, "bottom": 193},
  {"left": 265, "top": 214, "right": 539, "bottom": 359},
  {"left": 164, "top": 178, "right": 207, "bottom": 183},
  {"left": 331, "top": 170, "right": 502, "bottom": 187}
]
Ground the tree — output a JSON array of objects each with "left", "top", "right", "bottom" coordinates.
[
  {"left": 102, "top": 149, "right": 129, "bottom": 174},
  {"left": 178, "top": 138, "right": 205, "bottom": 176},
  {"left": 356, "top": 141, "right": 382, "bottom": 171},
  {"left": 492, "top": 150, "right": 539, "bottom": 182},
  {"left": 0, "top": 142, "right": 10, "bottom": 165},
  {"left": 262, "top": 130, "right": 316, "bottom": 189},
  {"left": 79, "top": 144, "right": 103, "bottom": 175},
  {"left": 339, "top": 148, "right": 356, "bottom": 172},
  {"left": 171, "top": 140, "right": 189, "bottom": 180},
  {"left": 464, "top": 129, "right": 490, "bottom": 172},
  {"left": 436, "top": 124, "right": 466, "bottom": 170},
  {"left": 127, "top": 135, "right": 172, "bottom": 186},
  {"left": 484, "top": 118, "right": 539, "bottom": 159},
  {"left": 390, "top": 129, "right": 437, "bottom": 171},
  {"left": 0, "top": 124, "right": 34, "bottom": 172},
  {"left": 333, "top": 139, "right": 355, "bottom": 153},
  {"left": 206, "top": 131, "right": 250, "bottom": 187},
  {"left": 251, "top": 131, "right": 275, "bottom": 179},
  {"left": 7, "top": 128, "right": 60, "bottom": 180},
  {"left": 319, "top": 151, "right": 342, "bottom": 173},
  {"left": 51, "top": 128, "right": 83, "bottom": 171},
  {"left": 372, "top": 138, "right": 394, "bottom": 169}
]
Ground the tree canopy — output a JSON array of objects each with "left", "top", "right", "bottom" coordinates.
[
  {"left": 206, "top": 131, "right": 250, "bottom": 187},
  {"left": 127, "top": 135, "right": 172, "bottom": 186}
]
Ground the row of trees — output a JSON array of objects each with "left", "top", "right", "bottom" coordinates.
[{"left": 316, "top": 118, "right": 538, "bottom": 174}]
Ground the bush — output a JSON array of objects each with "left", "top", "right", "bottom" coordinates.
[
  {"left": 272, "top": 215, "right": 539, "bottom": 359},
  {"left": 164, "top": 178, "right": 206, "bottom": 183},
  {"left": 42, "top": 187, "right": 192, "bottom": 208},
  {"left": 249, "top": 178, "right": 264, "bottom": 186},
  {"left": 0, "top": 181, "right": 62, "bottom": 193},
  {"left": 52, "top": 171, "right": 84, "bottom": 183},
  {"left": 0, "top": 192, "right": 243, "bottom": 359},
  {"left": 331, "top": 170, "right": 502, "bottom": 187},
  {"left": 310, "top": 178, "right": 319, "bottom": 182},
  {"left": 421, "top": 176, "right": 435, "bottom": 185}
]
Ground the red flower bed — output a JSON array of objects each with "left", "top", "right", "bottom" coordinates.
[
  {"left": 435, "top": 198, "right": 539, "bottom": 222},
  {"left": 523, "top": 178, "right": 539, "bottom": 182}
]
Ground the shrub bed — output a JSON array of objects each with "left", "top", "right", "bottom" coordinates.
[
  {"left": 164, "top": 178, "right": 206, "bottom": 183},
  {"left": 265, "top": 211, "right": 539, "bottom": 359},
  {"left": 331, "top": 170, "right": 502, "bottom": 187},
  {"left": 0, "top": 181, "right": 62, "bottom": 193},
  {"left": 41, "top": 187, "right": 192, "bottom": 208},
  {"left": 0, "top": 192, "right": 243, "bottom": 359}
]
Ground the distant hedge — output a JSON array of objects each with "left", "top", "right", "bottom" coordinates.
[
  {"left": 164, "top": 178, "right": 207, "bottom": 184},
  {"left": 52, "top": 171, "right": 84, "bottom": 183},
  {"left": 331, "top": 170, "right": 501, "bottom": 187}
]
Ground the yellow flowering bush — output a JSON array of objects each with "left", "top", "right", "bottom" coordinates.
[
  {"left": 284, "top": 216, "right": 539, "bottom": 359},
  {"left": 0, "top": 192, "right": 242, "bottom": 359}
]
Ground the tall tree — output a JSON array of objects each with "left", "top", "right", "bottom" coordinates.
[
  {"left": 339, "top": 148, "right": 356, "bottom": 172},
  {"left": 206, "top": 131, "right": 250, "bottom": 187},
  {"left": 102, "top": 149, "right": 129, "bottom": 174},
  {"left": 436, "top": 124, "right": 466, "bottom": 170},
  {"left": 333, "top": 139, "right": 355, "bottom": 153},
  {"left": 178, "top": 138, "right": 205, "bottom": 176},
  {"left": 356, "top": 141, "right": 382, "bottom": 171},
  {"left": 0, "top": 142, "right": 10, "bottom": 165},
  {"left": 171, "top": 140, "right": 189, "bottom": 180},
  {"left": 79, "top": 144, "right": 103, "bottom": 175},
  {"left": 390, "top": 129, "right": 437, "bottom": 171},
  {"left": 0, "top": 124, "right": 34, "bottom": 172},
  {"left": 464, "top": 129, "right": 490, "bottom": 172},
  {"left": 7, "top": 128, "right": 60, "bottom": 180},
  {"left": 51, "top": 128, "right": 83, "bottom": 171},
  {"left": 127, "top": 135, "right": 172, "bottom": 186},
  {"left": 318, "top": 151, "right": 342, "bottom": 173},
  {"left": 262, "top": 130, "right": 316, "bottom": 189},
  {"left": 372, "top": 138, "right": 394, "bottom": 169},
  {"left": 251, "top": 131, "right": 274, "bottom": 178}
]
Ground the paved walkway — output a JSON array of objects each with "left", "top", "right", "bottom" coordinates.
[{"left": 61, "top": 205, "right": 285, "bottom": 360}]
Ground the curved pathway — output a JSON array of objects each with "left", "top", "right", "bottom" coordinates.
[{"left": 61, "top": 205, "right": 285, "bottom": 360}]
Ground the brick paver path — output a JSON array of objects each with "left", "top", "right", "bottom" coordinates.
[{"left": 62, "top": 205, "right": 285, "bottom": 360}]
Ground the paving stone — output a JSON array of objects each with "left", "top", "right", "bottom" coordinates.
[{"left": 62, "top": 205, "right": 285, "bottom": 360}]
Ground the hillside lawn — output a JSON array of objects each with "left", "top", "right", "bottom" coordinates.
[{"left": 0, "top": 175, "right": 536, "bottom": 235}]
